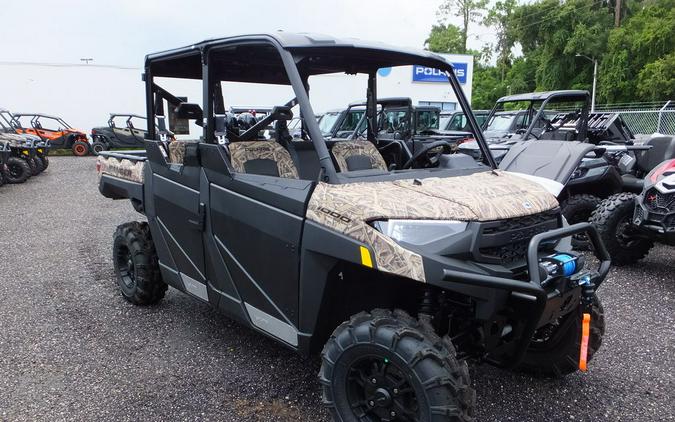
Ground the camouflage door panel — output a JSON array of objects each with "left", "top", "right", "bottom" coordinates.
[
  {"left": 96, "top": 156, "right": 145, "bottom": 183},
  {"left": 306, "top": 170, "right": 559, "bottom": 282},
  {"left": 229, "top": 140, "right": 299, "bottom": 179},
  {"left": 331, "top": 141, "right": 387, "bottom": 172}
]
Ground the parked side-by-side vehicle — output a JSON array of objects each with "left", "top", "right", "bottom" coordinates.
[
  {"left": 11, "top": 113, "right": 90, "bottom": 156},
  {"left": 96, "top": 33, "right": 610, "bottom": 421}
]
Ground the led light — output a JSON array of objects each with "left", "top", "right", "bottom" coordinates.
[{"left": 372, "top": 219, "right": 467, "bottom": 246}]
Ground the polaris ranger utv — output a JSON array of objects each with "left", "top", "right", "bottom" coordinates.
[{"left": 97, "top": 33, "right": 610, "bottom": 421}]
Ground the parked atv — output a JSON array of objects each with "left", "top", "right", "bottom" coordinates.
[
  {"left": 0, "top": 139, "right": 31, "bottom": 184},
  {"left": 95, "top": 33, "right": 611, "bottom": 421},
  {"left": 591, "top": 159, "right": 675, "bottom": 265},
  {"left": 10, "top": 113, "right": 90, "bottom": 156},
  {"left": 0, "top": 140, "right": 10, "bottom": 186},
  {"left": 91, "top": 114, "right": 150, "bottom": 154}
]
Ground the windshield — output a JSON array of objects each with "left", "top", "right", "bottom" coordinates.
[
  {"left": 486, "top": 113, "right": 520, "bottom": 131},
  {"left": 416, "top": 110, "right": 439, "bottom": 132},
  {"left": 319, "top": 112, "right": 341, "bottom": 136},
  {"left": 337, "top": 109, "right": 365, "bottom": 133}
]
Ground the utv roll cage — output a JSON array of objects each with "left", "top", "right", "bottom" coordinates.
[
  {"left": 486, "top": 90, "right": 590, "bottom": 142},
  {"left": 143, "top": 32, "right": 496, "bottom": 182},
  {"left": 11, "top": 113, "right": 74, "bottom": 131}
]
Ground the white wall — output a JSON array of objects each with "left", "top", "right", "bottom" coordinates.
[{"left": 0, "top": 54, "right": 473, "bottom": 132}]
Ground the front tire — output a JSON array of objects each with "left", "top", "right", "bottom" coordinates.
[
  {"left": 320, "top": 309, "right": 475, "bottom": 422},
  {"left": 26, "top": 157, "right": 39, "bottom": 175},
  {"left": 33, "top": 156, "right": 45, "bottom": 174},
  {"left": 92, "top": 141, "right": 108, "bottom": 155},
  {"left": 112, "top": 222, "right": 167, "bottom": 305},
  {"left": 4, "top": 157, "right": 31, "bottom": 183},
  {"left": 72, "top": 141, "right": 90, "bottom": 157},
  {"left": 561, "top": 194, "right": 601, "bottom": 251},
  {"left": 590, "top": 193, "right": 654, "bottom": 265},
  {"left": 40, "top": 156, "right": 50, "bottom": 170},
  {"left": 518, "top": 296, "right": 605, "bottom": 378}
]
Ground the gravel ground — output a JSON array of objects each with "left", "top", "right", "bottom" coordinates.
[{"left": 0, "top": 156, "right": 673, "bottom": 421}]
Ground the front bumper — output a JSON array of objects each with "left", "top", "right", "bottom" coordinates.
[{"left": 442, "top": 222, "right": 610, "bottom": 367}]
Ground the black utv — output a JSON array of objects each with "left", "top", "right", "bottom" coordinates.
[
  {"left": 91, "top": 114, "right": 151, "bottom": 154},
  {"left": 96, "top": 33, "right": 610, "bottom": 421},
  {"left": 0, "top": 140, "right": 9, "bottom": 186}
]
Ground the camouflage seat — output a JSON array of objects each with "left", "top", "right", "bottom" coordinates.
[
  {"left": 331, "top": 141, "right": 387, "bottom": 172},
  {"left": 167, "top": 140, "right": 199, "bottom": 164},
  {"left": 229, "top": 140, "right": 299, "bottom": 179}
]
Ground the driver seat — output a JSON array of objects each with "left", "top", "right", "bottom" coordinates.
[
  {"left": 229, "top": 140, "right": 299, "bottom": 179},
  {"left": 331, "top": 140, "right": 387, "bottom": 172}
]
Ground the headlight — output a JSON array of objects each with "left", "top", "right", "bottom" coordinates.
[{"left": 371, "top": 219, "right": 467, "bottom": 246}]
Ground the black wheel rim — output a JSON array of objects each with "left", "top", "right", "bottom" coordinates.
[
  {"left": 115, "top": 245, "right": 136, "bottom": 290},
  {"left": 346, "top": 355, "right": 420, "bottom": 421}
]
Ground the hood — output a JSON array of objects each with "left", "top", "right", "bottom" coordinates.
[{"left": 306, "top": 170, "right": 559, "bottom": 282}]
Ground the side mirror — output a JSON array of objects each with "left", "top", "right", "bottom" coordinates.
[{"left": 174, "top": 102, "right": 203, "bottom": 121}]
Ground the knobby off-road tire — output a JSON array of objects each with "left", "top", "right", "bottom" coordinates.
[
  {"left": 320, "top": 309, "right": 475, "bottom": 422},
  {"left": 40, "top": 156, "right": 49, "bottom": 170},
  {"left": 4, "top": 157, "right": 31, "bottom": 183},
  {"left": 27, "top": 157, "right": 39, "bottom": 176},
  {"left": 561, "top": 194, "right": 601, "bottom": 251},
  {"left": 590, "top": 193, "right": 654, "bottom": 265},
  {"left": 519, "top": 296, "right": 605, "bottom": 378},
  {"left": 91, "top": 141, "right": 108, "bottom": 155},
  {"left": 33, "top": 156, "right": 45, "bottom": 174},
  {"left": 72, "top": 141, "right": 90, "bottom": 157},
  {"left": 112, "top": 222, "right": 167, "bottom": 305}
]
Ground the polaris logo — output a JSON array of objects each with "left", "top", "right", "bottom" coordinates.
[{"left": 412, "top": 63, "right": 468, "bottom": 84}]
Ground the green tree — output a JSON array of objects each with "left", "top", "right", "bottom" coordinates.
[
  {"left": 599, "top": 0, "right": 675, "bottom": 102},
  {"left": 483, "top": 0, "right": 517, "bottom": 82},
  {"left": 424, "top": 23, "right": 465, "bottom": 53},
  {"left": 438, "top": 0, "right": 489, "bottom": 53}
]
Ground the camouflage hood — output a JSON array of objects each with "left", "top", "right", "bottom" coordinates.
[{"left": 306, "top": 170, "right": 558, "bottom": 282}]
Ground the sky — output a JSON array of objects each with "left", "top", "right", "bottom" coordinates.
[
  {"left": 0, "top": 0, "right": 493, "bottom": 67},
  {"left": 0, "top": 0, "right": 496, "bottom": 130}
]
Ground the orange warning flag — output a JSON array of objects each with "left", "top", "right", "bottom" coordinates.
[{"left": 579, "top": 313, "right": 591, "bottom": 372}]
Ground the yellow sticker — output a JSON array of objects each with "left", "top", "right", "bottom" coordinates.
[{"left": 359, "top": 246, "right": 373, "bottom": 268}]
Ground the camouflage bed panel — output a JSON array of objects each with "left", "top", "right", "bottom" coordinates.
[
  {"left": 96, "top": 156, "right": 145, "bottom": 183},
  {"left": 229, "top": 140, "right": 299, "bottom": 179},
  {"left": 331, "top": 141, "right": 388, "bottom": 172},
  {"left": 306, "top": 170, "right": 559, "bottom": 282}
]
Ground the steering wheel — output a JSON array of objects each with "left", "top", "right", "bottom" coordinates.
[{"left": 402, "top": 141, "right": 453, "bottom": 169}]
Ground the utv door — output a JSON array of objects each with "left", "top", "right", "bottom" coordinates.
[
  {"left": 202, "top": 147, "right": 311, "bottom": 347},
  {"left": 144, "top": 142, "right": 207, "bottom": 300}
]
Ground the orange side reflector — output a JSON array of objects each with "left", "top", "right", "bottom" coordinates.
[{"left": 579, "top": 312, "right": 591, "bottom": 372}]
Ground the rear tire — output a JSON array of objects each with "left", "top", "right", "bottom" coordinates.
[
  {"left": 590, "top": 193, "right": 654, "bottom": 265},
  {"left": 4, "top": 157, "right": 31, "bottom": 183},
  {"left": 112, "top": 222, "right": 167, "bottom": 305},
  {"left": 561, "top": 194, "right": 601, "bottom": 251},
  {"left": 72, "top": 141, "right": 90, "bottom": 157},
  {"left": 320, "top": 309, "right": 475, "bottom": 422},
  {"left": 518, "top": 296, "right": 605, "bottom": 378}
]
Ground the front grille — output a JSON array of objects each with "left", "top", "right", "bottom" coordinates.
[
  {"left": 634, "top": 205, "right": 644, "bottom": 224},
  {"left": 644, "top": 188, "right": 675, "bottom": 214},
  {"left": 476, "top": 210, "right": 561, "bottom": 265}
]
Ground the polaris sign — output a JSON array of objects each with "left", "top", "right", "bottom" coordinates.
[{"left": 412, "top": 63, "right": 468, "bottom": 84}]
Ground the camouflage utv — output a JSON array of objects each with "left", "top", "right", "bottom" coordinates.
[{"left": 96, "top": 33, "right": 611, "bottom": 421}]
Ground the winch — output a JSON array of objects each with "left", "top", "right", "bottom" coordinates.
[{"left": 538, "top": 252, "right": 585, "bottom": 283}]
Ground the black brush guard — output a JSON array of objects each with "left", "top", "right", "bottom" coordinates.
[{"left": 443, "top": 222, "right": 611, "bottom": 368}]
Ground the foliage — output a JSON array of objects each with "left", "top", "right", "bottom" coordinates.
[
  {"left": 426, "top": 0, "right": 675, "bottom": 108},
  {"left": 438, "top": 0, "right": 489, "bottom": 53}
]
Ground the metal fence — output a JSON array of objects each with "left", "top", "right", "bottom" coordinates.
[{"left": 595, "top": 100, "right": 675, "bottom": 135}]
